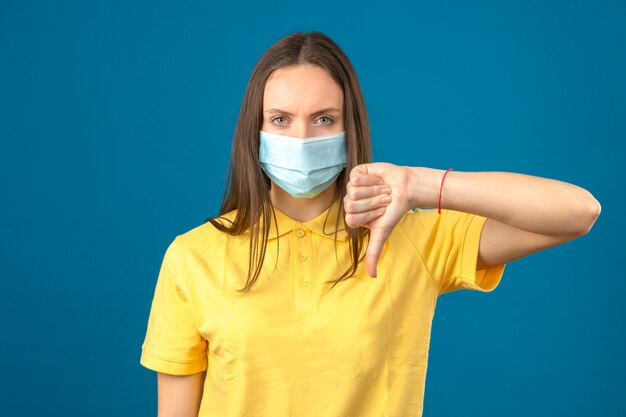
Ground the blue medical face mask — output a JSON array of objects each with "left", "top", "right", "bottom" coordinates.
[{"left": 259, "top": 130, "right": 347, "bottom": 199}]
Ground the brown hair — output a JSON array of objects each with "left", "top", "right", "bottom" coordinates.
[{"left": 205, "top": 31, "right": 372, "bottom": 293}]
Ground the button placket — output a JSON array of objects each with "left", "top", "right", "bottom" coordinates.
[{"left": 293, "top": 227, "right": 314, "bottom": 310}]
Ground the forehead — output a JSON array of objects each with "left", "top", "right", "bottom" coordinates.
[{"left": 263, "top": 64, "right": 343, "bottom": 112}]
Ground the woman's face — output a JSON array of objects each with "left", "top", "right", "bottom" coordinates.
[{"left": 262, "top": 64, "right": 345, "bottom": 137}]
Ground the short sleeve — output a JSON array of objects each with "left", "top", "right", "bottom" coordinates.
[
  {"left": 399, "top": 208, "right": 506, "bottom": 296},
  {"left": 140, "top": 238, "right": 208, "bottom": 375}
]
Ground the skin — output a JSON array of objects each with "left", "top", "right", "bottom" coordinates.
[
  {"left": 347, "top": 164, "right": 601, "bottom": 277},
  {"left": 155, "top": 64, "right": 602, "bottom": 415},
  {"left": 154, "top": 64, "right": 352, "bottom": 417},
  {"left": 262, "top": 63, "right": 602, "bottom": 277},
  {"left": 156, "top": 371, "right": 205, "bottom": 417},
  {"left": 261, "top": 64, "right": 366, "bottom": 222}
]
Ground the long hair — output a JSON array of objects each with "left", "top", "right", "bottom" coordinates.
[{"left": 205, "top": 31, "right": 372, "bottom": 293}]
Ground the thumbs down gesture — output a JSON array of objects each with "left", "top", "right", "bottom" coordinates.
[{"left": 344, "top": 163, "right": 421, "bottom": 278}]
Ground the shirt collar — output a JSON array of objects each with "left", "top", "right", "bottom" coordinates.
[{"left": 265, "top": 198, "right": 349, "bottom": 241}]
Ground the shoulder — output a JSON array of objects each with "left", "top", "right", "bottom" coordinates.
[
  {"left": 169, "top": 208, "right": 243, "bottom": 264},
  {"left": 396, "top": 207, "right": 438, "bottom": 233},
  {"left": 398, "top": 207, "right": 480, "bottom": 229},
  {"left": 395, "top": 207, "right": 486, "bottom": 247}
]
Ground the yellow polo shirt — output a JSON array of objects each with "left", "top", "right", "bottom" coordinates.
[{"left": 140, "top": 199, "right": 506, "bottom": 416}]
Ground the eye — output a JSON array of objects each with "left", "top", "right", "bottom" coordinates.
[
  {"left": 318, "top": 116, "right": 334, "bottom": 125},
  {"left": 271, "top": 116, "right": 288, "bottom": 126}
]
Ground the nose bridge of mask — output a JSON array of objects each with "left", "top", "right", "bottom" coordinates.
[{"left": 259, "top": 131, "right": 347, "bottom": 170}]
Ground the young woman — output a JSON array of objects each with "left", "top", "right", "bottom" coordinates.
[{"left": 140, "top": 32, "right": 601, "bottom": 417}]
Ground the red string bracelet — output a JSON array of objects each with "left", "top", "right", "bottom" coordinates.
[{"left": 438, "top": 168, "right": 454, "bottom": 214}]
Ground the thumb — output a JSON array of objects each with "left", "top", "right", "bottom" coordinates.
[
  {"left": 365, "top": 227, "right": 392, "bottom": 278},
  {"left": 360, "top": 162, "right": 390, "bottom": 179}
]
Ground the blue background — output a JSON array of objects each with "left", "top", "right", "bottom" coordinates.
[{"left": 1, "top": 0, "right": 624, "bottom": 415}]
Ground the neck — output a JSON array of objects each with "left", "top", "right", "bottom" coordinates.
[{"left": 269, "top": 182, "right": 338, "bottom": 223}]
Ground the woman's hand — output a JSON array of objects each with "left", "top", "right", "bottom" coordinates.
[
  {"left": 344, "top": 162, "right": 424, "bottom": 277},
  {"left": 345, "top": 163, "right": 601, "bottom": 278}
]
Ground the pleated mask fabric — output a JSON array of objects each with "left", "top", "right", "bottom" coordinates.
[{"left": 259, "top": 130, "right": 347, "bottom": 198}]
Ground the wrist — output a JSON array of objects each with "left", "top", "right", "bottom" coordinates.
[{"left": 407, "top": 167, "right": 446, "bottom": 209}]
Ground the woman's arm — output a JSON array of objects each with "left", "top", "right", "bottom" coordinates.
[
  {"left": 412, "top": 167, "right": 602, "bottom": 269},
  {"left": 157, "top": 371, "right": 205, "bottom": 417},
  {"left": 343, "top": 163, "right": 601, "bottom": 276}
]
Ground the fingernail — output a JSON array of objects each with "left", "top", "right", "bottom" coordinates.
[
  {"left": 380, "top": 196, "right": 391, "bottom": 204},
  {"left": 377, "top": 207, "right": 385, "bottom": 214},
  {"left": 381, "top": 187, "right": 391, "bottom": 194}
]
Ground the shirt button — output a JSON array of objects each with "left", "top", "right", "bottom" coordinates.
[
  {"left": 298, "top": 254, "right": 308, "bottom": 261},
  {"left": 300, "top": 279, "right": 310, "bottom": 286},
  {"left": 296, "top": 229, "right": 305, "bottom": 238}
]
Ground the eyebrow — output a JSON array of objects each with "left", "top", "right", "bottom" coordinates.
[{"left": 264, "top": 107, "right": 341, "bottom": 116}]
